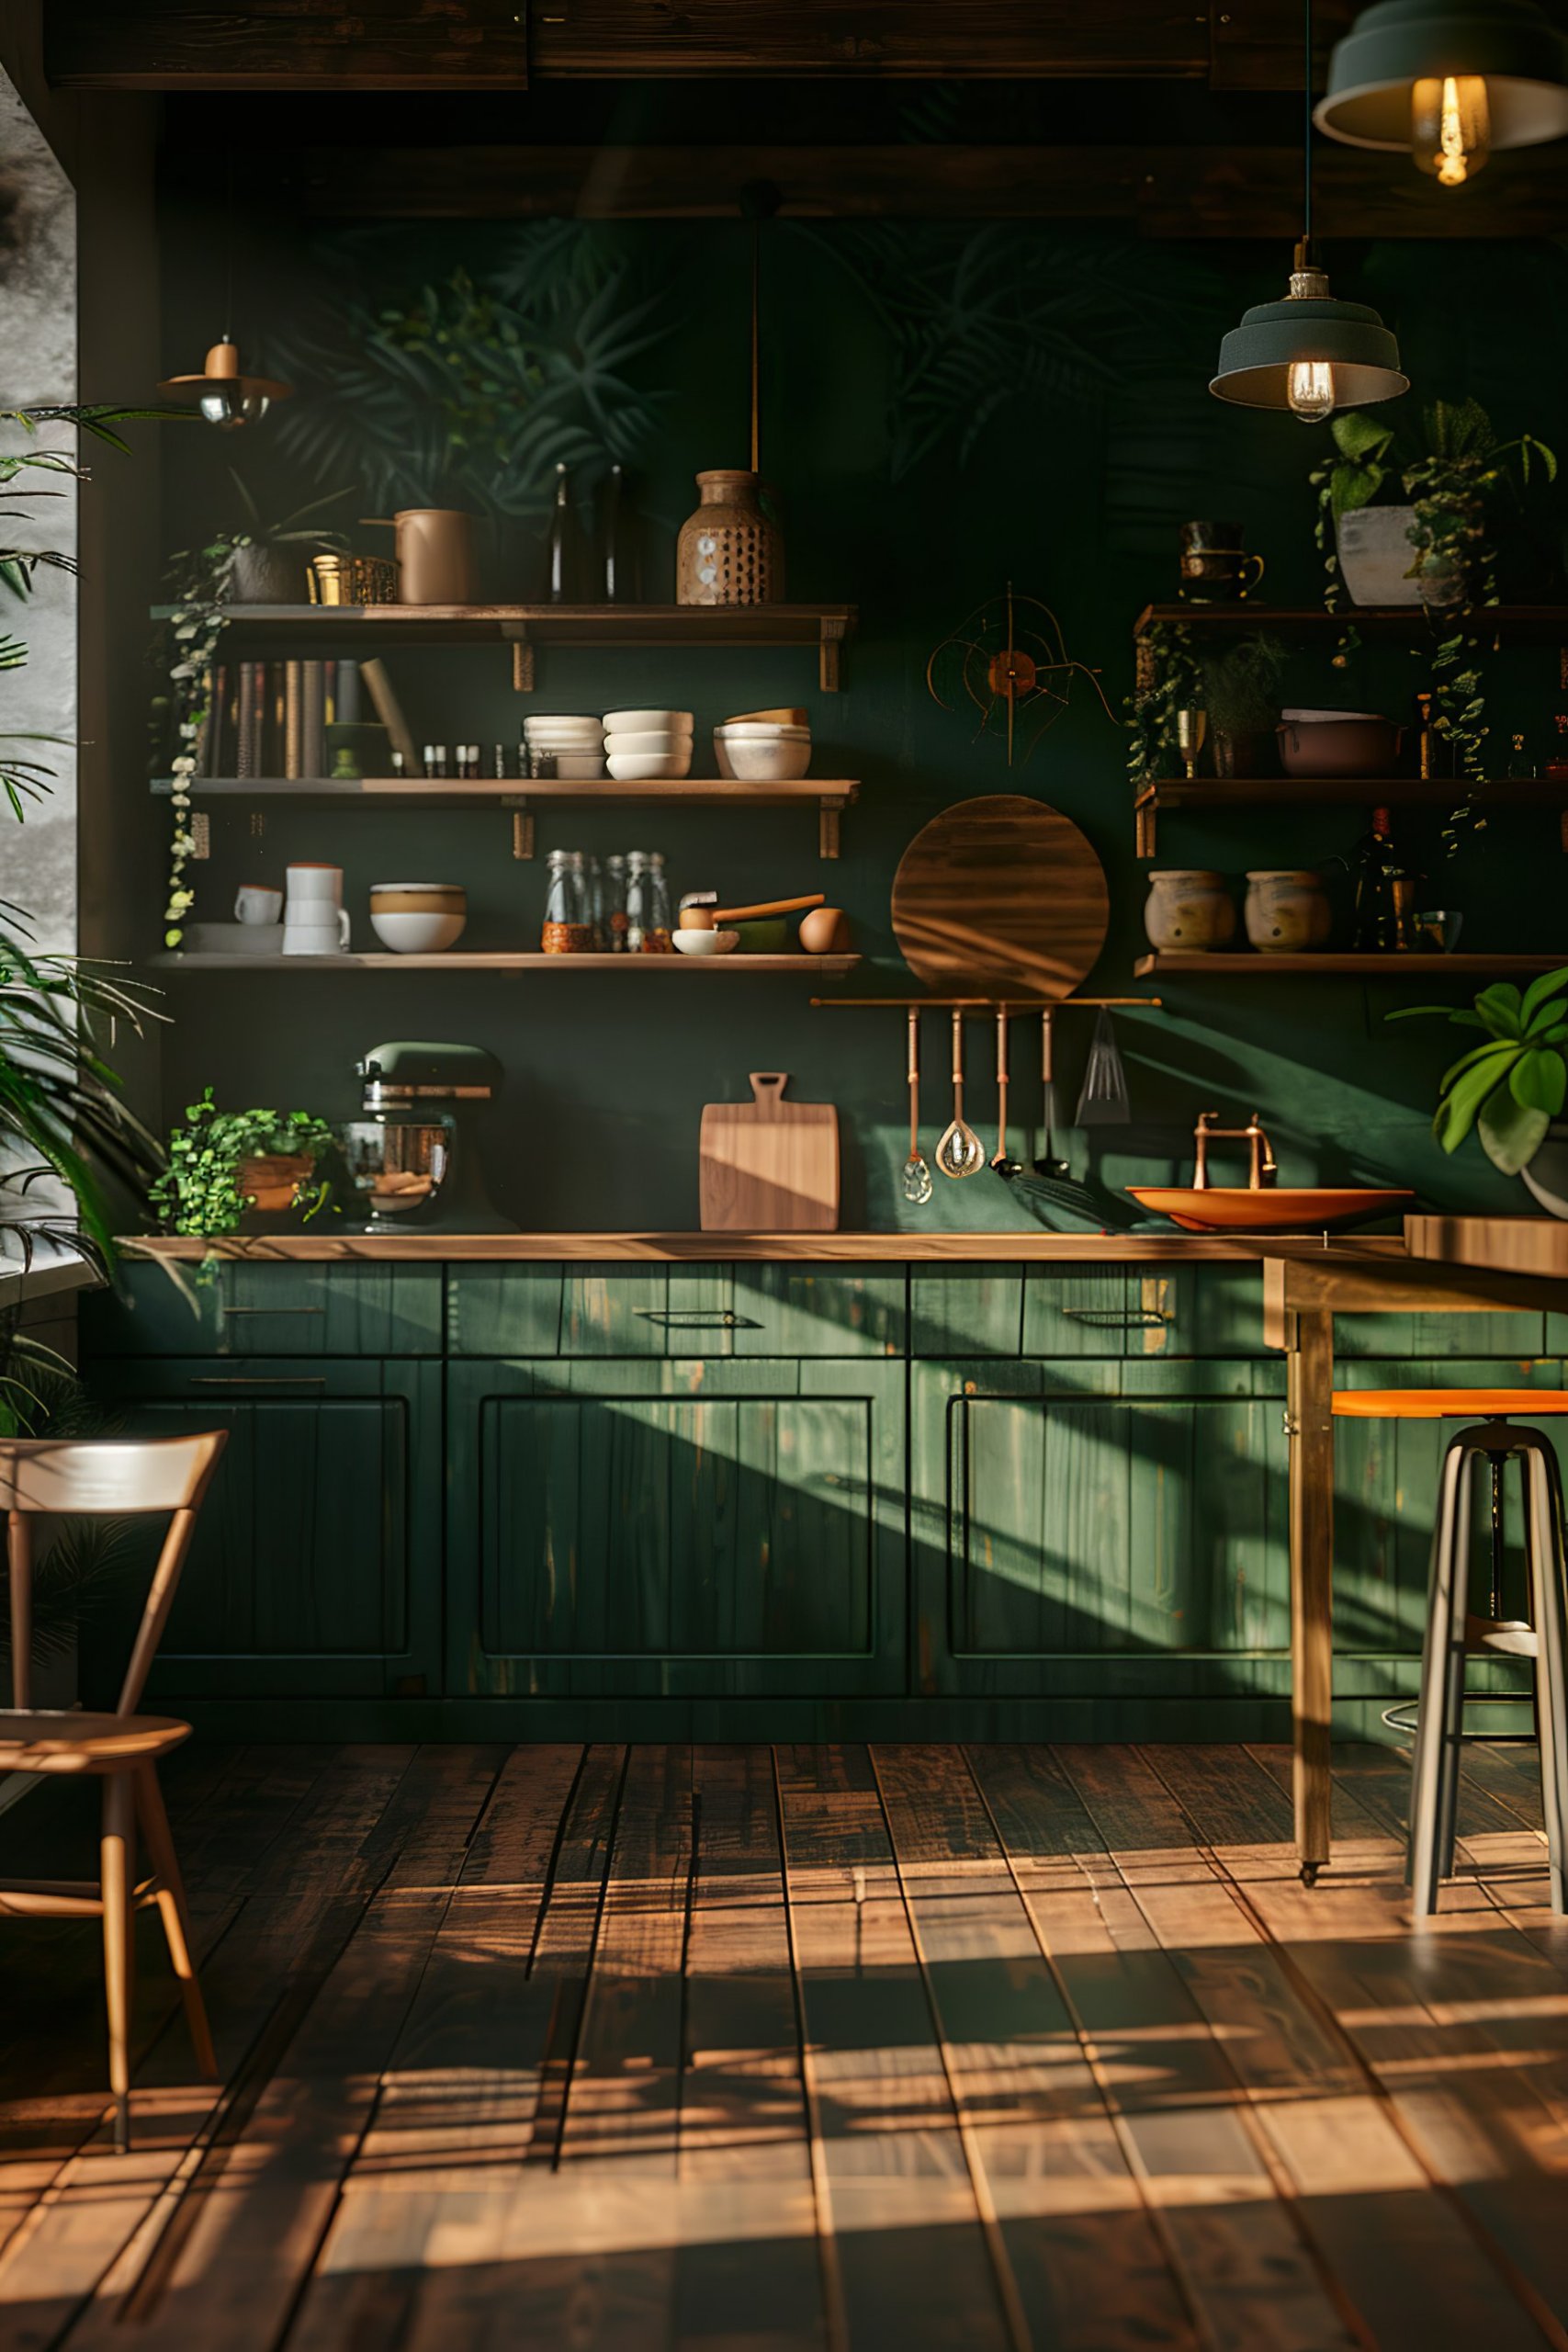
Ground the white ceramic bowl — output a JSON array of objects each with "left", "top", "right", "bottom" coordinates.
[
  {"left": 715, "top": 724, "right": 811, "bottom": 742},
  {"left": 672, "top": 927, "right": 739, "bottom": 956},
  {"left": 545, "top": 752, "right": 608, "bottom": 779},
  {"left": 603, "top": 708, "right": 694, "bottom": 734},
  {"left": 604, "top": 729, "right": 694, "bottom": 757},
  {"left": 713, "top": 736, "right": 812, "bottom": 782},
  {"left": 525, "top": 713, "right": 604, "bottom": 734},
  {"left": 606, "top": 750, "right": 693, "bottom": 782},
  {"left": 369, "top": 909, "right": 468, "bottom": 954}
]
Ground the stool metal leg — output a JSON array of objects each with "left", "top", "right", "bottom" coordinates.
[
  {"left": 1409, "top": 1435, "right": 1474, "bottom": 1919},
  {"left": 1521, "top": 1431, "right": 1568, "bottom": 1916}
]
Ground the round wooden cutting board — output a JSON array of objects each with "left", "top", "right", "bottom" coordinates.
[{"left": 890, "top": 794, "right": 1110, "bottom": 1000}]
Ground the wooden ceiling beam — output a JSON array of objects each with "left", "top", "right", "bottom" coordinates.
[
  {"left": 269, "top": 140, "right": 1568, "bottom": 236},
  {"left": 45, "top": 2, "right": 530, "bottom": 91}
]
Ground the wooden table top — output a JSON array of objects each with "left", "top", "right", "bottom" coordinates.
[
  {"left": 121, "top": 1229, "right": 1413, "bottom": 1265},
  {"left": 1404, "top": 1213, "right": 1568, "bottom": 1278}
]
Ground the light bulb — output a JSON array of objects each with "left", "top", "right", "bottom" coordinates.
[
  {"left": 1287, "top": 360, "right": 1336, "bottom": 423},
  {"left": 1411, "top": 74, "right": 1492, "bottom": 186}
]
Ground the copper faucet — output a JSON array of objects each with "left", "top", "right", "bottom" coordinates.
[{"left": 1191, "top": 1109, "right": 1278, "bottom": 1192}]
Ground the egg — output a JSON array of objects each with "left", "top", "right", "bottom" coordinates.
[{"left": 798, "top": 906, "right": 851, "bottom": 955}]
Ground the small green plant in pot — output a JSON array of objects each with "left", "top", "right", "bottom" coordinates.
[
  {"left": 223, "top": 472, "right": 354, "bottom": 604},
  {"left": 1198, "top": 634, "right": 1287, "bottom": 777},
  {"left": 1390, "top": 968, "right": 1568, "bottom": 1185},
  {"left": 149, "top": 1090, "right": 342, "bottom": 1238}
]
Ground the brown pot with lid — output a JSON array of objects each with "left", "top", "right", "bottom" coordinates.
[{"left": 676, "top": 471, "right": 784, "bottom": 606}]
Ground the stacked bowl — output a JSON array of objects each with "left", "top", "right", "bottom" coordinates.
[
  {"left": 604, "top": 708, "right": 693, "bottom": 782},
  {"left": 714, "top": 709, "right": 812, "bottom": 782},
  {"left": 523, "top": 714, "right": 604, "bottom": 779}
]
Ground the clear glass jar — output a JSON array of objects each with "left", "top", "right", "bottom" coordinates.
[
  {"left": 645, "top": 850, "right": 673, "bottom": 953},
  {"left": 542, "top": 848, "right": 592, "bottom": 954},
  {"left": 604, "top": 854, "right": 629, "bottom": 952},
  {"left": 625, "top": 851, "right": 649, "bottom": 954}
]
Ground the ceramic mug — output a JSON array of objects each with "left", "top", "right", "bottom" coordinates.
[
  {"left": 285, "top": 862, "right": 344, "bottom": 906},
  {"left": 282, "top": 907, "right": 352, "bottom": 956},
  {"left": 235, "top": 885, "right": 284, "bottom": 925}
]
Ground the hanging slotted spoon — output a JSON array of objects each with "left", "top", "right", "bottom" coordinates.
[
  {"left": 935, "top": 1008, "right": 985, "bottom": 1179},
  {"left": 903, "top": 1007, "right": 932, "bottom": 1204}
]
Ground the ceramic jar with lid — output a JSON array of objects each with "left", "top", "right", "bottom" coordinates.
[
  {"left": 676, "top": 470, "right": 783, "bottom": 606},
  {"left": 1144, "top": 870, "right": 1235, "bottom": 954},
  {"left": 1244, "top": 870, "right": 1331, "bottom": 954}
]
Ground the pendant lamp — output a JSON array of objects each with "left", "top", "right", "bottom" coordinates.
[
  {"left": 158, "top": 335, "right": 291, "bottom": 432},
  {"left": 1315, "top": 0, "right": 1568, "bottom": 187},
  {"left": 1212, "top": 0, "right": 1407, "bottom": 418}
]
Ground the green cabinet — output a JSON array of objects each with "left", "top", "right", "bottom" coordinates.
[
  {"left": 84, "top": 1261, "right": 444, "bottom": 1359},
  {"left": 445, "top": 1354, "right": 906, "bottom": 1698},
  {"left": 447, "top": 1261, "right": 905, "bottom": 1359},
  {"left": 80, "top": 1356, "right": 443, "bottom": 1702}
]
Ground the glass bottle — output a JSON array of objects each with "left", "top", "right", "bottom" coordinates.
[
  {"left": 586, "top": 854, "right": 605, "bottom": 951},
  {"left": 1350, "top": 807, "right": 1404, "bottom": 953},
  {"left": 604, "top": 854, "right": 629, "bottom": 952},
  {"left": 625, "top": 851, "right": 649, "bottom": 954},
  {"left": 547, "top": 462, "right": 586, "bottom": 605},
  {"left": 599, "top": 463, "right": 624, "bottom": 605},
  {"left": 567, "top": 852, "right": 592, "bottom": 952},
  {"left": 645, "top": 850, "right": 673, "bottom": 953},
  {"left": 542, "top": 848, "right": 575, "bottom": 955}
]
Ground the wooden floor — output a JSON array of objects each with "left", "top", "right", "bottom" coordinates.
[{"left": 0, "top": 1741, "right": 1565, "bottom": 2351}]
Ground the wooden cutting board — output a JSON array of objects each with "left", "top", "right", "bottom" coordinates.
[
  {"left": 699, "top": 1074, "right": 839, "bottom": 1232},
  {"left": 890, "top": 792, "right": 1109, "bottom": 1000}
]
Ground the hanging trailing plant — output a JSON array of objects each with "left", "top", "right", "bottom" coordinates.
[{"left": 1125, "top": 618, "right": 1201, "bottom": 784}]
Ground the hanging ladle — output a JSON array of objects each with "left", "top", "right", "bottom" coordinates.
[
  {"left": 991, "top": 1006, "right": 1022, "bottom": 1179},
  {"left": 903, "top": 1007, "right": 933, "bottom": 1204},
  {"left": 1033, "top": 1006, "right": 1069, "bottom": 1180},
  {"left": 935, "top": 1008, "right": 986, "bottom": 1180}
]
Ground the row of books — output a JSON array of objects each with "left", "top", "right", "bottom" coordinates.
[{"left": 197, "top": 657, "right": 421, "bottom": 778}]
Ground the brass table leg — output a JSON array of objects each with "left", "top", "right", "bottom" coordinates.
[{"left": 1288, "top": 1307, "right": 1335, "bottom": 1882}]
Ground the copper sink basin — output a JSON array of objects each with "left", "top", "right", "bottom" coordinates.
[{"left": 1128, "top": 1186, "right": 1413, "bottom": 1234}]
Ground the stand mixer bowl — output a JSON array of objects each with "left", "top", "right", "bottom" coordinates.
[{"left": 339, "top": 1118, "right": 451, "bottom": 1223}]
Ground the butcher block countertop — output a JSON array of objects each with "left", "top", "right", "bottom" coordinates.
[
  {"left": 121, "top": 1230, "right": 1411, "bottom": 1264},
  {"left": 1403, "top": 1213, "right": 1568, "bottom": 1277}
]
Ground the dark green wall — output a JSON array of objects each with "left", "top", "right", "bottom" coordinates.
[{"left": 150, "top": 211, "right": 1568, "bottom": 1231}]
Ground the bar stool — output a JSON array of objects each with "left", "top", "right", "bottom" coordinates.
[
  {"left": 1, "top": 1430, "right": 228, "bottom": 2148},
  {"left": 1331, "top": 1390, "right": 1568, "bottom": 1920}
]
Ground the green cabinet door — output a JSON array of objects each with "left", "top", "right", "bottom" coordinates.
[
  {"left": 910, "top": 1356, "right": 1290, "bottom": 1714},
  {"left": 446, "top": 1355, "right": 906, "bottom": 1699},
  {"left": 79, "top": 1356, "right": 443, "bottom": 1702}
]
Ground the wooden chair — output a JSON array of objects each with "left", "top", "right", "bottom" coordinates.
[{"left": 1, "top": 1430, "right": 228, "bottom": 2150}]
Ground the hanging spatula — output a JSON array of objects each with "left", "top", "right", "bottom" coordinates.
[{"left": 1075, "top": 1006, "right": 1132, "bottom": 1125}]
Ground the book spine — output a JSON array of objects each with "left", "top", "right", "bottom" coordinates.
[
  {"left": 302, "top": 660, "right": 325, "bottom": 777},
  {"left": 285, "top": 659, "right": 303, "bottom": 780},
  {"left": 209, "top": 663, "right": 227, "bottom": 777},
  {"left": 324, "top": 657, "right": 336, "bottom": 729},
  {"left": 359, "top": 656, "right": 423, "bottom": 776},
  {"left": 271, "top": 665, "right": 286, "bottom": 778},
  {"left": 236, "top": 661, "right": 254, "bottom": 777},
  {"left": 336, "top": 658, "right": 361, "bottom": 726}
]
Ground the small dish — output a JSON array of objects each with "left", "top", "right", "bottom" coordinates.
[
  {"left": 604, "top": 707, "right": 694, "bottom": 734},
  {"left": 548, "top": 753, "right": 608, "bottom": 779},
  {"left": 672, "top": 926, "right": 739, "bottom": 956},
  {"left": 714, "top": 736, "right": 811, "bottom": 782},
  {"left": 607, "top": 750, "right": 693, "bottom": 781}
]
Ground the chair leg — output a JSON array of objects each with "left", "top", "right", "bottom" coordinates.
[
  {"left": 136, "top": 1765, "right": 217, "bottom": 2080},
  {"left": 100, "top": 1773, "right": 135, "bottom": 2154},
  {"left": 1523, "top": 1436, "right": 1568, "bottom": 1917},
  {"left": 1409, "top": 1438, "right": 1472, "bottom": 1920}
]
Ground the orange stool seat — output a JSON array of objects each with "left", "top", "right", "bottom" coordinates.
[{"left": 1332, "top": 1390, "right": 1568, "bottom": 1419}]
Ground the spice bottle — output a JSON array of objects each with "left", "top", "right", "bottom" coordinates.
[
  {"left": 625, "top": 851, "right": 649, "bottom": 954},
  {"left": 604, "top": 854, "right": 629, "bottom": 951},
  {"left": 542, "top": 848, "right": 592, "bottom": 954},
  {"left": 645, "top": 850, "right": 673, "bottom": 953}
]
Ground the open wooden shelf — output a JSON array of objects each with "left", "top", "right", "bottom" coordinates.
[
  {"left": 148, "top": 951, "right": 862, "bottom": 975},
  {"left": 1134, "top": 951, "right": 1564, "bottom": 978},
  {"left": 149, "top": 600, "right": 859, "bottom": 689},
  {"left": 1133, "top": 774, "right": 1565, "bottom": 854},
  {"left": 1134, "top": 602, "right": 1568, "bottom": 639},
  {"left": 152, "top": 774, "right": 860, "bottom": 856}
]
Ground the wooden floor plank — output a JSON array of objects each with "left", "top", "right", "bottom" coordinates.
[
  {"left": 977, "top": 1745, "right": 1366, "bottom": 2352},
  {"left": 874, "top": 1745, "right": 1201, "bottom": 2352},
  {"left": 778, "top": 1745, "right": 1013, "bottom": 2352}
]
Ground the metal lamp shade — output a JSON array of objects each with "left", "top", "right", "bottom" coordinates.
[
  {"left": 1315, "top": 0, "right": 1568, "bottom": 152},
  {"left": 1211, "top": 294, "right": 1408, "bottom": 409}
]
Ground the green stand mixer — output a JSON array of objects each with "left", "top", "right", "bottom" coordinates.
[{"left": 342, "top": 1040, "right": 514, "bottom": 1233}]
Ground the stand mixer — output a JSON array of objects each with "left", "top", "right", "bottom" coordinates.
[{"left": 341, "top": 1040, "right": 514, "bottom": 1233}]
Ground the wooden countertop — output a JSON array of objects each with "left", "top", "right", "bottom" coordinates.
[
  {"left": 1404, "top": 1213, "right": 1568, "bottom": 1278},
  {"left": 121, "top": 1230, "right": 1412, "bottom": 1265}
]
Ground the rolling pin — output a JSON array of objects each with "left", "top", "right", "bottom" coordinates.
[{"left": 682, "top": 893, "right": 825, "bottom": 932}]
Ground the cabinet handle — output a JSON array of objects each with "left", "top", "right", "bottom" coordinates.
[
  {"left": 632, "top": 1308, "right": 742, "bottom": 1328},
  {"left": 220, "top": 1306, "right": 325, "bottom": 1317},
  {"left": 1058, "top": 1306, "right": 1171, "bottom": 1329},
  {"left": 190, "top": 1374, "right": 328, "bottom": 1385}
]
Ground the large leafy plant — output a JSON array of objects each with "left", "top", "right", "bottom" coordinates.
[
  {"left": 1390, "top": 967, "right": 1568, "bottom": 1174},
  {"left": 0, "top": 405, "right": 168, "bottom": 1276}
]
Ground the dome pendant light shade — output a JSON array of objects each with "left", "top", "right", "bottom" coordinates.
[
  {"left": 1315, "top": 0, "right": 1568, "bottom": 181},
  {"left": 1211, "top": 242, "right": 1407, "bottom": 414},
  {"left": 158, "top": 336, "right": 292, "bottom": 432}
]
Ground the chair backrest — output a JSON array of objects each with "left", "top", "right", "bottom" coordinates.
[{"left": 1, "top": 1430, "right": 228, "bottom": 1717}]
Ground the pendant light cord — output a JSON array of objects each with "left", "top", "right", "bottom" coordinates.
[{"left": 1303, "top": 0, "right": 1314, "bottom": 254}]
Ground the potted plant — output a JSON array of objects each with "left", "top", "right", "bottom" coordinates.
[
  {"left": 223, "top": 472, "right": 354, "bottom": 604},
  {"left": 1198, "top": 634, "right": 1287, "bottom": 777},
  {"left": 1313, "top": 398, "right": 1555, "bottom": 612},
  {"left": 1390, "top": 967, "right": 1568, "bottom": 1209},
  {"left": 149, "top": 1090, "right": 344, "bottom": 1238}
]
